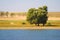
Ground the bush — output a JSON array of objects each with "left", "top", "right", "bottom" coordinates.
[
  {"left": 47, "top": 22, "right": 51, "bottom": 26},
  {"left": 22, "top": 22, "right": 26, "bottom": 24}
]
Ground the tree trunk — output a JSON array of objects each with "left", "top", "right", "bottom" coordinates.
[
  {"left": 37, "top": 24, "right": 39, "bottom": 26},
  {"left": 43, "top": 23, "right": 45, "bottom": 26},
  {"left": 35, "top": 24, "right": 37, "bottom": 26}
]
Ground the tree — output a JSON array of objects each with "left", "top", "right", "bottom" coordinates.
[
  {"left": 5, "top": 12, "right": 9, "bottom": 17},
  {"left": 10, "top": 13, "right": 15, "bottom": 17},
  {"left": 27, "top": 6, "right": 48, "bottom": 26},
  {"left": 43, "top": 5, "right": 48, "bottom": 11},
  {"left": 27, "top": 8, "right": 36, "bottom": 24},
  {"left": 41, "top": 5, "right": 48, "bottom": 26},
  {"left": 0, "top": 12, "right": 4, "bottom": 17}
]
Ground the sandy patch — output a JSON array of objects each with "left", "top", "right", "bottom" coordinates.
[
  {"left": 48, "top": 17, "right": 60, "bottom": 20},
  {"left": 0, "top": 16, "right": 26, "bottom": 20},
  {"left": 0, "top": 27, "right": 60, "bottom": 29},
  {"left": 0, "top": 16, "right": 60, "bottom": 20}
]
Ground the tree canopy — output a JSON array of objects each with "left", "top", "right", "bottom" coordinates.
[{"left": 27, "top": 5, "right": 48, "bottom": 26}]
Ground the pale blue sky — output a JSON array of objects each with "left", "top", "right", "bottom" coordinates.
[{"left": 0, "top": 0, "right": 60, "bottom": 12}]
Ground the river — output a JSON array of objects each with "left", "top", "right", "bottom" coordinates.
[{"left": 0, "top": 29, "right": 60, "bottom": 40}]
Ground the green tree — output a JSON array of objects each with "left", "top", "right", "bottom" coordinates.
[
  {"left": 27, "top": 6, "right": 48, "bottom": 26},
  {"left": 43, "top": 5, "right": 48, "bottom": 11},
  {"left": 27, "top": 8, "right": 36, "bottom": 24}
]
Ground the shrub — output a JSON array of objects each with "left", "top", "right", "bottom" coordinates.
[
  {"left": 47, "top": 22, "right": 51, "bottom": 26},
  {"left": 22, "top": 22, "right": 26, "bottom": 24}
]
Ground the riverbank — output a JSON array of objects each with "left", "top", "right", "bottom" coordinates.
[
  {"left": 0, "top": 19, "right": 60, "bottom": 29},
  {"left": 0, "top": 27, "right": 60, "bottom": 30},
  {"left": 0, "top": 14, "right": 60, "bottom": 30}
]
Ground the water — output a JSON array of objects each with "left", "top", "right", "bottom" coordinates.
[{"left": 0, "top": 30, "right": 60, "bottom": 40}]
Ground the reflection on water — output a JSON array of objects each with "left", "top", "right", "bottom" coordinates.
[{"left": 0, "top": 30, "right": 60, "bottom": 40}]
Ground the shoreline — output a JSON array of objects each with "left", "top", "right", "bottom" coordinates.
[
  {"left": 0, "top": 27, "right": 60, "bottom": 30},
  {"left": 0, "top": 17, "right": 60, "bottom": 30}
]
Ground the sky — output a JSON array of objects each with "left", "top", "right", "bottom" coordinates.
[{"left": 0, "top": 0, "right": 60, "bottom": 12}]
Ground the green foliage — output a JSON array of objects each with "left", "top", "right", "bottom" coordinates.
[
  {"left": 43, "top": 5, "right": 48, "bottom": 11},
  {"left": 27, "top": 5, "right": 48, "bottom": 26},
  {"left": 47, "top": 22, "right": 51, "bottom": 26}
]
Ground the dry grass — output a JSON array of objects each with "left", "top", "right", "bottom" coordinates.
[{"left": 48, "top": 12, "right": 60, "bottom": 17}]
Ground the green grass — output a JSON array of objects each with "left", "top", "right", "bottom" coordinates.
[
  {"left": 46, "top": 20, "right": 60, "bottom": 27},
  {"left": 0, "top": 20, "right": 60, "bottom": 27}
]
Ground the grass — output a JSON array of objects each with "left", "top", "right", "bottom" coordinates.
[
  {"left": 46, "top": 20, "right": 60, "bottom": 27},
  {"left": 48, "top": 12, "right": 60, "bottom": 17},
  {"left": 0, "top": 20, "right": 60, "bottom": 27}
]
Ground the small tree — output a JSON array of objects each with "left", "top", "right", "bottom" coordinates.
[
  {"left": 27, "top": 6, "right": 48, "bottom": 26},
  {"left": 6, "top": 12, "right": 9, "bottom": 17},
  {"left": 10, "top": 13, "right": 15, "bottom": 17},
  {"left": 0, "top": 12, "right": 4, "bottom": 17}
]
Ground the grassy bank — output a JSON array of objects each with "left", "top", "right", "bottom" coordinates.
[{"left": 0, "top": 20, "right": 60, "bottom": 27}]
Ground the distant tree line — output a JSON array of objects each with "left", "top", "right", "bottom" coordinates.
[
  {"left": 0, "top": 12, "right": 27, "bottom": 17},
  {"left": 0, "top": 11, "right": 17, "bottom": 17}
]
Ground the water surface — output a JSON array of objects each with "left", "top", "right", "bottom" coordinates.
[{"left": 0, "top": 30, "right": 60, "bottom": 40}]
